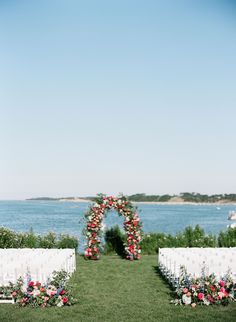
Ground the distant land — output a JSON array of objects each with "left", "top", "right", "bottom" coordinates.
[{"left": 26, "top": 193, "right": 236, "bottom": 204}]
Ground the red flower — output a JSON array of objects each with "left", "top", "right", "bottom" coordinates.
[
  {"left": 63, "top": 297, "right": 68, "bottom": 304},
  {"left": 224, "top": 291, "right": 229, "bottom": 298},
  {"left": 60, "top": 290, "right": 65, "bottom": 295},
  {"left": 28, "top": 281, "right": 34, "bottom": 287},
  {"left": 210, "top": 285, "right": 215, "bottom": 291}
]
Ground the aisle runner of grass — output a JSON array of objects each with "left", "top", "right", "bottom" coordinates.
[{"left": 0, "top": 255, "right": 235, "bottom": 322}]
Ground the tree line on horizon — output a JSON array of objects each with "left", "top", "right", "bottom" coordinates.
[
  {"left": 27, "top": 192, "right": 236, "bottom": 203},
  {"left": 127, "top": 192, "right": 236, "bottom": 203}
]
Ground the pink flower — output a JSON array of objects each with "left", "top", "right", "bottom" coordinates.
[
  {"left": 220, "top": 287, "right": 225, "bottom": 293},
  {"left": 207, "top": 295, "right": 214, "bottom": 303},
  {"left": 219, "top": 280, "right": 225, "bottom": 287},
  {"left": 183, "top": 288, "right": 188, "bottom": 294},
  {"left": 12, "top": 291, "right": 17, "bottom": 297},
  {"left": 197, "top": 293, "right": 204, "bottom": 300},
  {"left": 28, "top": 281, "right": 34, "bottom": 287}
]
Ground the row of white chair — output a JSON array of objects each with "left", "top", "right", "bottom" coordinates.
[
  {"left": 158, "top": 248, "right": 236, "bottom": 286},
  {"left": 0, "top": 249, "right": 76, "bottom": 287}
]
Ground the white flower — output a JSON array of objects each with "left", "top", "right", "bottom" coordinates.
[
  {"left": 182, "top": 294, "right": 191, "bottom": 305},
  {"left": 203, "top": 298, "right": 210, "bottom": 306},
  {"left": 32, "top": 289, "right": 40, "bottom": 297},
  {"left": 57, "top": 301, "right": 64, "bottom": 307}
]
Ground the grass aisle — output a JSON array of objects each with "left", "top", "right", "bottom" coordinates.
[{"left": 0, "top": 255, "right": 235, "bottom": 322}]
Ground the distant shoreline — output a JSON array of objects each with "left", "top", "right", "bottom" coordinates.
[
  {"left": 26, "top": 198, "right": 236, "bottom": 206},
  {"left": 133, "top": 201, "right": 236, "bottom": 206},
  {"left": 26, "top": 193, "right": 236, "bottom": 205}
]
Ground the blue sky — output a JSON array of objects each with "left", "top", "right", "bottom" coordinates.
[{"left": 0, "top": 0, "right": 236, "bottom": 199}]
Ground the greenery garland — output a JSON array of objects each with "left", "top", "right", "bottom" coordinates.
[{"left": 84, "top": 194, "right": 142, "bottom": 260}]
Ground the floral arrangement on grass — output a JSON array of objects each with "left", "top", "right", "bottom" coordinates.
[
  {"left": 84, "top": 194, "right": 143, "bottom": 260},
  {"left": 171, "top": 266, "right": 236, "bottom": 307},
  {"left": 8, "top": 270, "right": 77, "bottom": 308}
]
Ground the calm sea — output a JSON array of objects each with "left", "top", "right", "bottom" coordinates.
[{"left": 0, "top": 201, "right": 235, "bottom": 251}]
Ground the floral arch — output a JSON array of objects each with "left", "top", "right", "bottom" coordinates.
[{"left": 84, "top": 195, "right": 142, "bottom": 260}]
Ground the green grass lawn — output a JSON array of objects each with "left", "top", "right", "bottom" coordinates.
[{"left": 0, "top": 255, "right": 235, "bottom": 322}]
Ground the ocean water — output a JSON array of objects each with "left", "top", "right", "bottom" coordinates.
[{"left": 0, "top": 201, "right": 235, "bottom": 251}]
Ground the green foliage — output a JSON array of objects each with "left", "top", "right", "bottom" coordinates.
[
  {"left": 104, "top": 225, "right": 125, "bottom": 257},
  {"left": 128, "top": 193, "right": 160, "bottom": 202},
  {"left": 218, "top": 228, "right": 236, "bottom": 247},
  {"left": 50, "top": 270, "right": 70, "bottom": 288},
  {"left": 174, "top": 225, "right": 217, "bottom": 248},
  {"left": 140, "top": 225, "right": 218, "bottom": 254},
  {"left": 127, "top": 192, "right": 236, "bottom": 202},
  {"left": 21, "top": 228, "right": 39, "bottom": 248},
  {"left": 180, "top": 192, "right": 236, "bottom": 203},
  {"left": 158, "top": 194, "right": 172, "bottom": 202},
  {"left": 140, "top": 233, "right": 174, "bottom": 254},
  {"left": 0, "top": 227, "right": 78, "bottom": 249},
  {"left": 103, "top": 225, "right": 234, "bottom": 255},
  {"left": 128, "top": 193, "right": 171, "bottom": 202},
  {"left": 38, "top": 232, "right": 57, "bottom": 248},
  {"left": 0, "top": 278, "right": 24, "bottom": 299},
  {"left": 57, "top": 234, "right": 79, "bottom": 249},
  {"left": 0, "top": 227, "right": 19, "bottom": 248}
]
